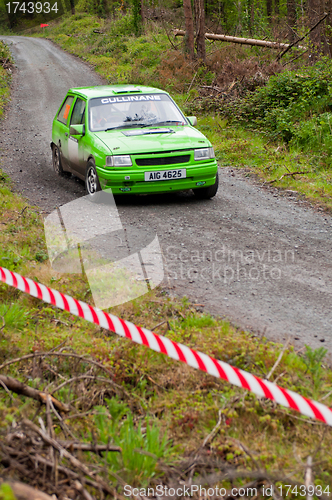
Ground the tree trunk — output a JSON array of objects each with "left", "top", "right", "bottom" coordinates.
[
  {"left": 287, "top": 0, "right": 297, "bottom": 40},
  {"left": 266, "top": 0, "right": 272, "bottom": 20},
  {"left": 274, "top": 0, "right": 279, "bottom": 16},
  {"left": 308, "top": 0, "right": 323, "bottom": 56},
  {"left": 247, "top": 0, "right": 254, "bottom": 35},
  {"left": 133, "top": 0, "right": 143, "bottom": 36},
  {"left": 324, "top": 0, "right": 332, "bottom": 56},
  {"left": 183, "top": 0, "right": 195, "bottom": 61},
  {"left": 195, "top": 0, "right": 206, "bottom": 62}
]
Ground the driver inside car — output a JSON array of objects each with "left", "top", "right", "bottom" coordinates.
[
  {"left": 125, "top": 102, "right": 159, "bottom": 125},
  {"left": 91, "top": 106, "right": 108, "bottom": 129}
]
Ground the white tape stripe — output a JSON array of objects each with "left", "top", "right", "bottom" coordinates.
[
  {"left": 3, "top": 268, "right": 14, "bottom": 287},
  {"left": 177, "top": 344, "right": 199, "bottom": 369},
  {"left": 199, "top": 353, "right": 221, "bottom": 378},
  {"left": 239, "top": 371, "right": 266, "bottom": 398},
  {"left": 111, "top": 316, "right": 126, "bottom": 337},
  {"left": 218, "top": 361, "right": 242, "bottom": 387},
  {"left": 96, "top": 310, "right": 111, "bottom": 330},
  {"left": 27, "top": 278, "right": 39, "bottom": 299},
  {"left": 64, "top": 295, "right": 78, "bottom": 316},
  {"left": 264, "top": 381, "right": 291, "bottom": 408},
  {"left": 142, "top": 328, "right": 162, "bottom": 353},
  {"left": 79, "top": 301, "right": 95, "bottom": 323},
  {"left": 127, "top": 322, "right": 144, "bottom": 344},
  {"left": 314, "top": 401, "right": 332, "bottom": 426},
  {"left": 157, "top": 335, "right": 181, "bottom": 361},
  {"left": 289, "top": 391, "right": 315, "bottom": 419},
  {"left": 51, "top": 289, "right": 65, "bottom": 311},
  {"left": 15, "top": 273, "right": 27, "bottom": 294}
]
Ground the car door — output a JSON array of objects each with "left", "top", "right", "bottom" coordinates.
[
  {"left": 68, "top": 97, "right": 87, "bottom": 179},
  {"left": 56, "top": 94, "right": 75, "bottom": 171}
]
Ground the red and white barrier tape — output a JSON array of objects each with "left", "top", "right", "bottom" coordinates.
[{"left": 1, "top": 266, "right": 332, "bottom": 426}]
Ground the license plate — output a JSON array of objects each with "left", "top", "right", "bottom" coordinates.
[{"left": 144, "top": 169, "right": 186, "bottom": 182}]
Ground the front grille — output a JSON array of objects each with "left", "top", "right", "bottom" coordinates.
[{"left": 136, "top": 155, "right": 190, "bottom": 166}]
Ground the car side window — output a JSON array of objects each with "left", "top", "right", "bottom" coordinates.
[
  {"left": 70, "top": 98, "right": 86, "bottom": 126},
  {"left": 57, "top": 96, "right": 74, "bottom": 125}
]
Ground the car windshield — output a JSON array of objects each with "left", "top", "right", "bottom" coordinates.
[{"left": 89, "top": 93, "right": 186, "bottom": 132}]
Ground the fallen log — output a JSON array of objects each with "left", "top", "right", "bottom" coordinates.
[
  {"left": 0, "top": 375, "right": 69, "bottom": 413},
  {"left": 173, "top": 29, "right": 306, "bottom": 50}
]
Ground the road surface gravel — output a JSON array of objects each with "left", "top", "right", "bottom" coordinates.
[{"left": 1, "top": 36, "right": 332, "bottom": 356}]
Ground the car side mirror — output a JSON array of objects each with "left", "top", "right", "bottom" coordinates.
[
  {"left": 187, "top": 116, "right": 197, "bottom": 127},
  {"left": 70, "top": 124, "right": 85, "bottom": 137}
]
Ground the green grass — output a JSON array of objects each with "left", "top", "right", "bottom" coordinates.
[
  {"left": 94, "top": 404, "right": 171, "bottom": 486},
  {"left": 0, "top": 41, "right": 11, "bottom": 118}
]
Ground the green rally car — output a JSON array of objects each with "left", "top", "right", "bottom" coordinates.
[{"left": 51, "top": 85, "right": 219, "bottom": 199}]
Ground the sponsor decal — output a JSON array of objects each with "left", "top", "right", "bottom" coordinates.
[
  {"left": 63, "top": 104, "right": 71, "bottom": 120},
  {"left": 100, "top": 95, "right": 162, "bottom": 104}
]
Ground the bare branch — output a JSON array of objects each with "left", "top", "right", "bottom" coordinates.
[
  {"left": 22, "top": 419, "right": 114, "bottom": 495},
  {"left": 51, "top": 374, "right": 119, "bottom": 394},
  {"left": 0, "top": 351, "right": 113, "bottom": 377},
  {"left": 0, "top": 375, "right": 69, "bottom": 413},
  {"left": 58, "top": 440, "right": 121, "bottom": 453},
  {"left": 266, "top": 337, "right": 290, "bottom": 380}
]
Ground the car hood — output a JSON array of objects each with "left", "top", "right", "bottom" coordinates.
[{"left": 94, "top": 126, "right": 210, "bottom": 154}]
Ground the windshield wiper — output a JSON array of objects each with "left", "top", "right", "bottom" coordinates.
[
  {"left": 104, "top": 123, "right": 144, "bottom": 131},
  {"left": 104, "top": 120, "right": 181, "bottom": 132}
]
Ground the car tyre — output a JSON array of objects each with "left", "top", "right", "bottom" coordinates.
[
  {"left": 193, "top": 172, "right": 219, "bottom": 199},
  {"left": 52, "top": 144, "right": 66, "bottom": 176},
  {"left": 85, "top": 161, "right": 103, "bottom": 202}
]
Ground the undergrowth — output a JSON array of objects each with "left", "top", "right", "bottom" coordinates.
[{"left": 0, "top": 41, "right": 11, "bottom": 119}]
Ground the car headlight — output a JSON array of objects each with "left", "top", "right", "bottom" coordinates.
[
  {"left": 194, "top": 147, "right": 215, "bottom": 161},
  {"left": 106, "top": 155, "right": 132, "bottom": 167}
]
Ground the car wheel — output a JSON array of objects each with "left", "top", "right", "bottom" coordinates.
[
  {"left": 193, "top": 172, "right": 219, "bottom": 199},
  {"left": 85, "top": 161, "right": 102, "bottom": 201},
  {"left": 52, "top": 144, "right": 66, "bottom": 176}
]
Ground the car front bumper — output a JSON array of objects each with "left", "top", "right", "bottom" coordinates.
[{"left": 95, "top": 161, "right": 218, "bottom": 195}]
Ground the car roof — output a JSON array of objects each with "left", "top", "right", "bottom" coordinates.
[{"left": 67, "top": 85, "right": 168, "bottom": 100}]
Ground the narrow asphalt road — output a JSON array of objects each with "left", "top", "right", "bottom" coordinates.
[{"left": 1, "top": 36, "right": 332, "bottom": 356}]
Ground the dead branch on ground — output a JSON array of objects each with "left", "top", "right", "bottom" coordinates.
[
  {"left": 0, "top": 374, "right": 69, "bottom": 413},
  {"left": 269, "top": 171, "right": 310, "bottom": 183}
]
